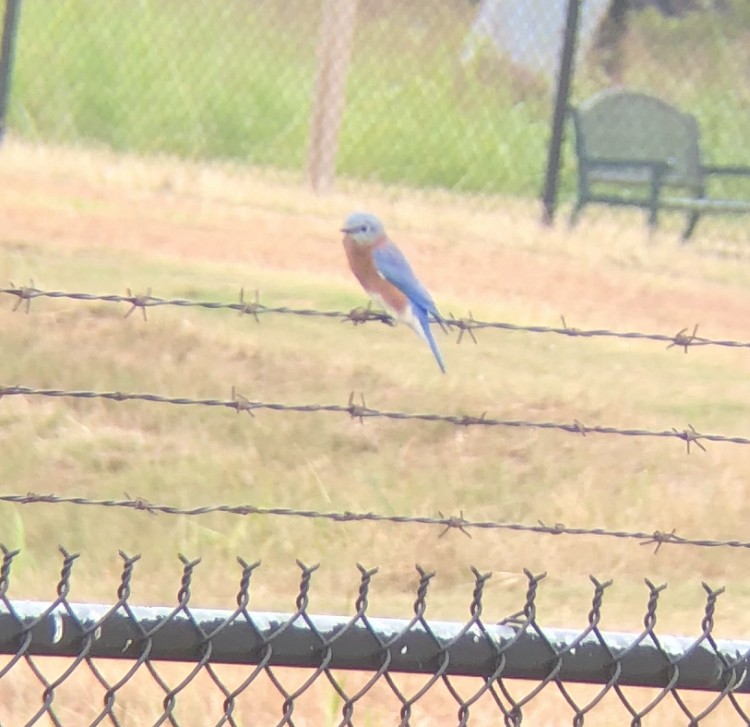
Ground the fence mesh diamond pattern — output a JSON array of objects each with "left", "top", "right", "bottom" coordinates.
[{"left": 2, "top": 546, "right": 750, "bottom": 726}]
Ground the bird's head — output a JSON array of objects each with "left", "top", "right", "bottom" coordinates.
[{"left": 341, "top": 211, "right": 385, "bottom": 246}]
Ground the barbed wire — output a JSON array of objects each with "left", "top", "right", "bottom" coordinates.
[
  {"left": 3, "top": 283, "right": 749, "bottom": 351},
  {"left": 4, "top": 491, "right": 750, "bottom": 553},
  {"left": 1, "top": 384, "right": 748, "bottom": 451}
]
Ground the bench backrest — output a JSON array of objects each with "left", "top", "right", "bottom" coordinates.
[{"left": 572, "top": 90, "right": 703, "bottom": 189}]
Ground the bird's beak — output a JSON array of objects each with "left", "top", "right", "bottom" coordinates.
[{"left": 340, "top": 227, "right": 352, "bottom": 234}]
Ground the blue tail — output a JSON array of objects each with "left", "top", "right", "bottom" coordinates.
[{"left": 415, "top": 307, "right": 446, "bottom": 374}]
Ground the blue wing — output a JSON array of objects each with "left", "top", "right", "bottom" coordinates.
[
  {"left": 372, "top": 241, "right": 440, "bottom": 318},
  {"left": 373, "top": 240, "right": 446, "bottom": 373}
]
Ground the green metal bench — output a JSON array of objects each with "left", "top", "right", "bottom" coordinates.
[{"left": 569, "top": 90, "right": 750, "bottom": 240}]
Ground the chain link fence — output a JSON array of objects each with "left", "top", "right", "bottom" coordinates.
[
  {"left": 2, "top": 546, "right": 750, "bottom": 726},
  {"left": 1, "top": 0, "right": 748, "bottom": 239}
]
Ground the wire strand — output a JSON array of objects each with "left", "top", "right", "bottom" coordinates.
[
  {"left": 4, "top": 491, "right": 750, "bottom": 553},
  {"left": 1, "top": 384, "right": 746, "bottom": 449},
  {"left": 2, "top": 285, "right": 746, "bottom": 351}
]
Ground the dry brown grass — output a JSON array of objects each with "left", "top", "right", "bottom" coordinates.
[{"left": 1, "top": 140, "right": 750, "bottom": 724}]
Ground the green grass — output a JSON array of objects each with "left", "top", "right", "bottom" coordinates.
[
  {"left": 8, "top": 0, "right": 750, "bottom": 198},
  {"left": 11, "top": 0, "right": 318, "bottom": 166},
  {"left": 2, "top": 143, "right": 750, "bottom": 723}
]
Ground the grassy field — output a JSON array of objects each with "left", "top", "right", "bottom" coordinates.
[
  {"left": 8, "top": 0, "right": 750, "bottom": 198},
  {"left": 1, "top": 140, "right": 750, "bottom": 723}
]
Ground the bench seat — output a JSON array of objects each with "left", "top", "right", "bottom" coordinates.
[{"left": 569, "top": 90, "right": 750, "bottom": 240}]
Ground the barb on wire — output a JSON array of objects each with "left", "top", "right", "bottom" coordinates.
[
  {"left": 124, "top": 287, "right": 154, "bottom": 321},
  {"left": 1, "top": 383, "right": 748, "bottom": 449},
  {"left": 123, "top": 491, "right": 159, "bottom": 515},
  {"left": 668, "top": 324, "right": 700, "bottom": 354},
  {"left": 231, "top": 385, "right": 256, "bottom": 417},
  {"left": 641, "top": 529, "right": 680, "bottom": 554},
  {"left": 2, "top": 286, "right": 749, "bottom": 351},
  {"left": 458, "top": 411, "right": 488, "bottom": 427},
  {"left": 347, "top": 391, "right": 376, "bottom": 424},
  {"left": 437, "top": 510, "right": 472, "bottom": 539},
  {"left": 447, "top": 311, "right": 479, "bottom": 344},
  {"left": 7, "top": 279, "right": 38, "bottom": 313},
  {"left": 560, "top": 315, "right": 582, "bottom": 340},
  {"left": 238, "top": 287, "right": 261, "bottom": 321},
  {"left": 673, "top": 424, "right": 708, "bottom": 454},
  {"left": 572, "top": 419, "right": 588, "bottom": 436},
  {"left": 7, "top": 492, "right": 750, "bottom": 553}
]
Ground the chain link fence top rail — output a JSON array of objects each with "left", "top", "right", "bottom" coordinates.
[
  {"left": 5, "top": 1, "right": 749, "bottom": 215},
  {"left": 2, "top": 546, "right": 750, "bottom": 726}
]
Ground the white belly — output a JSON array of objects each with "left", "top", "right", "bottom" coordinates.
[{"left": 369, "top": 293, "right": 424, "bottom": 340}]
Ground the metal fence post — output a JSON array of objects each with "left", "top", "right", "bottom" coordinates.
[
  {"left": 0, "top": 0, "right": 22, "bottom": 144},
  {"left": 541, "top": 0, "right": 581, "bottom": 226}
]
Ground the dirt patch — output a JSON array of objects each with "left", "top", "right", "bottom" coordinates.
[{"left": 2, "top": 140, "right": 749, "bottom": 340}]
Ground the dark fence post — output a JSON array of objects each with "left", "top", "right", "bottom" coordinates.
[
  {"left": 0, "top": 0, "right": 22, "bottom": 144},
  {"left": 541, "top": 0, "right": 581, "bottom": 226}
]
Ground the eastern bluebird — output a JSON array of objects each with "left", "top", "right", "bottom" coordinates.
[{"left": 341, "top": 211, "right": 446, "bottom": 373}]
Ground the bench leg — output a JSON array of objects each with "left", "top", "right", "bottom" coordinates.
[
  {"left": 681, "top": 211, "right": 701, "bottom": 242},
  {"left": 569, "top": 200, "right": 586, "bottom": 227},
  {"left": 647, "top": 168, "right": 665, "bottom": 238}
]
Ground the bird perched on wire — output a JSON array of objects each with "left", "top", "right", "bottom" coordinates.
[{"left": 341, "top": 211, "right": 447, "bottom": 373}]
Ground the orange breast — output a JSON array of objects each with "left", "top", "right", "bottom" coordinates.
[{"left": 343, "top": 237, "right": 409, "bottom": 315}]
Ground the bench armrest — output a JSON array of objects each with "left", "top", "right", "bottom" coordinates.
[
  {"left": 586, "top": 158, "right": 672, "bottom": 172},
  {"left": 701, "top": 164, "right": 750, "bottom": 178}
]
